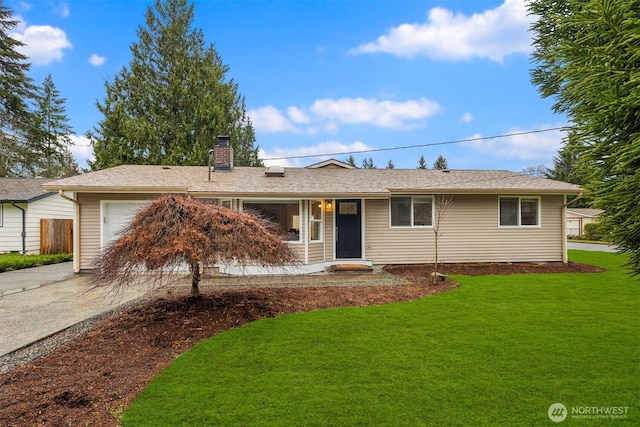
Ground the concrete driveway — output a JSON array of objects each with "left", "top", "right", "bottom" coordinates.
[
  {"left": 567, "top": 242, "right": 619, "bottom": 253},
  {"left": 0, "top": 263, "right": 149, "bottom": 357}
]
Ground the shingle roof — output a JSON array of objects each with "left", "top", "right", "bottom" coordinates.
[
  {"left": 42, "top": 165, "right": 583, "bottom": 196},
  {"left": 0, "top": 178, "right": 57, "bottom": 202}
]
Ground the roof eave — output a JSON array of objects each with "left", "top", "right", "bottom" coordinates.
[
  {"left": 388, "top": 188, "right": 583, "bottom": 195},
  {"left": 41, "top": 185, "right": 190, "bottom": 193}
]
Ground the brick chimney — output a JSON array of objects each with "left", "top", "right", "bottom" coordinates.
[{"left": 214, "top": 135, "right": 233, "bottom": 171}]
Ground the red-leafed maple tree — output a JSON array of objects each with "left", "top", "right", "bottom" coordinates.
[{"left": 90, "top": 194, "right": 297, "bottom": 298}]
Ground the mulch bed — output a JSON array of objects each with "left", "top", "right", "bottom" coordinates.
[{"left": 0, "top": 262, "right": 603, "bottom": 426}]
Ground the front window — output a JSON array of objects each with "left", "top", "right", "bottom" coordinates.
[
  {"left": 499, "top": 197, "right": 540, "bottom": 227},
  {"left": 309, "top": 200, "right": 323, "bottom": 242},
  {"left": 390, "top": 196, "right": 433, "bottom": 227},
  {"left": 243, "top": 200, "right": 301, "bottom": 241}
]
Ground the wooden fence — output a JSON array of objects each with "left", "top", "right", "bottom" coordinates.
[{"left": 40, "top": 219, "right": 73, "bottom": 254}]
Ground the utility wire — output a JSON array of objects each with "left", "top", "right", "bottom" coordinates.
[{"left": 261, "top": 126, "right": 565, "bottom": 161}]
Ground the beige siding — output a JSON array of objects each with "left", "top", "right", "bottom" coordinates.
[
  {"left": 307, "top": 200, "right": 330, "bottom": 264},
  {"left": 78, "top": 193, "right": 158, "bottom": 270},
  {"left": 365, "top": 195, "right": 564, "bottom": 265},
  {"left": 308, "top": 243, "right": 324, "bottom": 263},
  {"left": 78, "top": 194, "right": 312, "bottom": 270},
  {"left": 77, "top": 193, "right": 565, "bottom": 271},
  {"left": 324, "top": 206, "right": 335, "bottom": 261}
]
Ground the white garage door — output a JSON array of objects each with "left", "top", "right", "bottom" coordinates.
[{"left": 102, "top": 202, "right": 147, "bottom": 246}]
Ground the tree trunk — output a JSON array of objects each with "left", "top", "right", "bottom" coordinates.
[
  {"left": 190, "top": 261, "right": 201, "bottom": 298},
  {"left": 433, "top": 233, "right": 439, "bottom": 285}
]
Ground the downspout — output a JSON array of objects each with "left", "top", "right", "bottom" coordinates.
[
  {"left": 562, "top": 193, "right": 584, "bottom": 263},
  {"left": 58, "top": 190, "right": 80, "bottom": 273},
  {"left": 9, "top": 202, "right": 26, "bottom": 255}
]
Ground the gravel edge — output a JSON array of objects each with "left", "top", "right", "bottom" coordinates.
[
  {"left": 0, "top": 275, "right": 409, "bottom": 374},
  {"left": 0, "top": 295, "right": 153, "bottom": 375}
]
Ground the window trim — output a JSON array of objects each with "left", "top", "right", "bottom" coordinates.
[
  {"left": 240, "top": 199, "right": 303, "bottom": 244},
  {"left": 309, "top": 200, "right": 323, "bottom": 243},
  {"left": 389, "top": 196, "right": 434, "bottom": 228},
  {"left": 498, "top": 196, "right": 541, "bottom": 228}
]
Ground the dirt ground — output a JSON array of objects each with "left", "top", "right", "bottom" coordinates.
[{"left": 0, "top": 262, "right": 603, "bottom": 426}]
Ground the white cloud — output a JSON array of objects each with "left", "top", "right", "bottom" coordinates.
[
  {"left": 460, "top": 112, "right": 473, "bottom": 123},
  {"left": 287, "top": 106, "right": 311, "bottom": 124},
  {"left": 88, "top": 54, "right": 106, "bottom": 66},
  {"left": 251, "top": 97, "right": 440, "bottom": 133},
  {"left": 349, "top": 0, "right": 533, "bottom": 63},
  {"left": 466, "top": 125, "right": 566, "bottom": 161},
  {"left": 51, "top": 2, "right": 71, "bottom": 18},
  {"left": 248, "top": 106, "right": 297, "bottom": 133},
  {"left": 311, "top": 97, "right": 440, "bottom": 129},
  {"left": 57, "top": 2, "right": 70, "bottom": 18},
  {"left": 16, "top": 3, "right": 32, "bottom": 12},
  {"left": 68, "top": 134, "right": 94, "bottom": 167},
  {"left": 259, "top": 141, "right": 372, "bottom": 167},
  {"left": 12, "top": 24, "right": 72, "bottom": 65}
]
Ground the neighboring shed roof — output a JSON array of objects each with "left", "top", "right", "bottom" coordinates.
[
  {"left": 42, "top": 165, "right": 583, "bottom": 197},
  {"left": 0, "top": 178, "right": 56, "bottom": 203},
  {"left": 567, "top": 208, "right": 603, "bottom": 218}
]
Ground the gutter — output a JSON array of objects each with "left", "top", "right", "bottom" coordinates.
[
  {"left": 562, "top": 193, "right": 584, "bottom": 263},
  {"left": 58, "top": 190, "right": 81, "bottom": 273},
  {"left": 9, "top": 202, "right": 26, "bottom": 255}
]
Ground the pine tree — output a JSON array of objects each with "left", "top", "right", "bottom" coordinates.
[
  {"left": 28, "top": 74, "right": 77, "bottom": 177},
  {"left": 90, "top": 0, "right": 260, "bottom": 170},
  {"left": 417, "top": 155, "right": 428, "bottom": 169},
  {"left": 361, "top": 156, "right": 376, "bottom": 169},
  {"left": 386, "top": 159, "right": 395, "bottom": 169},
  {"left": 530, "top": 0, "right": 640, "bottom": 273},
  {"left": 433, "top": 155, "right": 448, "bottom": 170},
  {"left": 0, "top": 1, "right": 35, "bottom": 177},
  {"left": 545, "top": 134, "right": 589, "bottom": 185},
  {"left": 345, "top": 155, "right": 357, "bottom": 167}
]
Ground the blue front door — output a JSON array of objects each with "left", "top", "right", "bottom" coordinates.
[{"left": 335, "top": 199, "right": 362, "bottom": 258}]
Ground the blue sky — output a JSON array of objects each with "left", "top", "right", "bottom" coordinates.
[{"left": 7, "top": 0, "right": 566, "bottom": 171}]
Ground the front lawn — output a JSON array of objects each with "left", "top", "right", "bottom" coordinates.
[
  {"left": 0, "top": 253, "right": 72, "bottom": 272},
  {"left": 123, "top": 251, "right": 639, "bottom": 426}
]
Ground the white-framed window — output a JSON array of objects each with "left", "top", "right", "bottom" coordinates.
[
  {"left": 202, "top": 198, "right": 233, "bottom": 209},
  {"left": 309, "top": 200, "right": 323, "bottom": 242},
  {"left": 242, "top": 200, "right": 301, "bottom": 242},
  {"left": 390, "top": 196, "right": 433, "bottom": 227},
  {"left": 0, "top": 203, "right": 3, "bottom": 227},
  {"left": 499, "top": 197, "right": 540, "bottom": 227}
]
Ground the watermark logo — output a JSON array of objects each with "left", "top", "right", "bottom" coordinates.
[
  {"left": 548, "top": 402, "right": 630, "bottom": 422},
  {"left": 549, "top": 403, "right": 568, "bottom": 423}
]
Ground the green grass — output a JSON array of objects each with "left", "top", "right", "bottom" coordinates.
[
  {"left": 0, "top": 252, "right": 72, "bottom": 272},
  {"left": 123, "top": 251, "right": 639, "bottom": 426}
]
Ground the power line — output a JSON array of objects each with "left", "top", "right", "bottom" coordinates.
[{"left": 261, "top": 127, "right": 565, "bottom": 161}]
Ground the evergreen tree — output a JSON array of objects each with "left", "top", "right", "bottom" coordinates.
[
  {"left": 386, "top": 159, "right": 395, "bottom": 169},
  {"left": 90, "top": 0, "right": 260, "bottom": 170},
  {"left": 0, "top": 1, "right": 35, "bottom": 177},
  {"left": 361, "top": 156, "right": 376, "bottom": 169},
  {"left": 433, "top": 155, "right": 448, "bottom": 170},
  {"left": 417, "top": 155, "right": 428, "bottom": 169},
  {"left": 544, "top": 134, "right": 592, "bottom": 207},
  {"left": 28, "top": 74, "right": 78, "bottom": 177},
  {"left": 544, "top": 134, "right": 589, "bottom": 185},
  {"left": 521, "top": 165, "right": 548, "bottom": 177},
  {"left": 530, "top": 0, "right": 640, "bottom": 273},
  {"left": 345, "top": 155, "right": 357, "bottom": 167}
]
